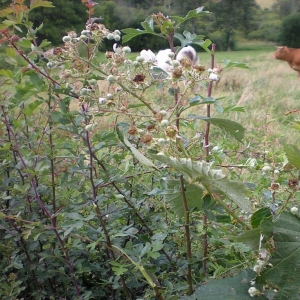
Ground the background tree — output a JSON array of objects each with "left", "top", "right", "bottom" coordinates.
[{"left": 277, "top": 12, "right": 300, "bottom": 47}]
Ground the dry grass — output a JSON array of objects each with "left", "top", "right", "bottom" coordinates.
[{"left": 256, "top": 0, "right": 276, "bottom": 9}]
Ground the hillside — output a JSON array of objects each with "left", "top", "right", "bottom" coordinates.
[{"left": 256, "top": 0, "right": 276, "bottom": 9}]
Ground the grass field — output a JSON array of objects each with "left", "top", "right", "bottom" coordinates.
[
  {"left": 199, "top": 44, "right": 300, "bottom": 146},
  {"left": 119, "top": 43, "right": 299, "bottom": 147}
]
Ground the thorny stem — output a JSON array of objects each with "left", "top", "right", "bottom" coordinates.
[
  {"left": 89, "top": 151, "right": 177, "bottom": 271},
  {"left": 84, "top": 123, "right": 132, "bottom": 298},
  {"left": 4, "top": 32, "right": 79, "bottom": 99},
  {"left": 1, "top": 107, "right": 82, "bottom": 298},
  {"left": 179, "top": 175, "right": 193, "bottom": 295},
  {"left": 47, "top": 89, "right": 57, "bottom": 227},
  {"left": 203, "top": 43, "right": 216, "bottom": 275}
]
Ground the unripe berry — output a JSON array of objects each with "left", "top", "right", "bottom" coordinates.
[{"left": 62, "top": 36, "right": 72, "bottom": 42}]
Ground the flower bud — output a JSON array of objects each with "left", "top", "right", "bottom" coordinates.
[
  {"left": 62, "top": 36, "right": 72, "bottom": 42},
  {"left": 107, "top": 75, "right": 116, "bottom": 83},
  {"left": 80, "top": 35, "right": 88, "bottom": 41},
  {"left": 291, "top": 207, "right": 298, "bottom": 214},
  {"left": 99, "top": 97, "right": 107, "bottom": 105},
  {"left": 136, "top": 56, "right": 145, "bottom": 63},
  {"left": 114, "top": 34, "right": 121, "bottom": 41},
  {"left": 160, "top": 119, "right": 169, "bottom": 126},
  {"left": 80, "top": 88, "right": 89, "bottom": 95},
  {"left": 122, "top": 46, "right": 131, "bottom": 53},
  {"left": 107, "top": 33, "right": 115, "bottom": 40}
]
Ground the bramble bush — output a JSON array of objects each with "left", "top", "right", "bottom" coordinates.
[{"left": 0, "top": 1, "right": 300, "bottom": 299}]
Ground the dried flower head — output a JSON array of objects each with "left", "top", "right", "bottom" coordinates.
[
  {"left": 127, "top": 125, "right": 138, "bottom": 135},
  {"left": 288, "top": 179, "right": 299, "bottom": 190},
  {"left": 172, "top": 67, "right": 183, "bottom": 78},
  {"left": 165, "top": 125, "right": 178, "bottom": 138},
  {"left": 193, "top": 65, "right": 206, "bottom": 72},
  {"left": 141, "top": 134, "right": 153, "bottom": 144},
  {"left": 133, "top": 74, "right": 146, "bottom": 84}
]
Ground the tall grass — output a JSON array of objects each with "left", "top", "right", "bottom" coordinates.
[{"left": 94, "top": 45, "right": 299, "bottom": 146}]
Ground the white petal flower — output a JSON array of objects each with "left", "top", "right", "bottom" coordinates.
[
  {"left": 140, "top": 49, "right": 156, "bottom": 63},
  {"left": 291, "top": 207, "right": 298, "bottom": 214},
  {"left": 209, "top": 73, "right": 219, "bottom": 81}
]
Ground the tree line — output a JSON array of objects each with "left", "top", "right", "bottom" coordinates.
[{"left": 1, "top": 0, "right": 300, "bottom": 50}]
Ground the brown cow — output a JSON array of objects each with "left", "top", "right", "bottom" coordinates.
[{"left": 273, "top": 46, "right": 300, "bottom": 76}]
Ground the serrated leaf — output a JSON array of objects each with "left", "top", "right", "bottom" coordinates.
[
  {"left": 188, "top": 116, "right": 245, "bottom": 142},
  {"left": 224, "top": 59, "right": 250, "bottom": 69},
  {"left": 160, "top": 179, "right": 203, "bottom": 217},
  {"left": 152, "top": 155, "right": 251, "bottom": 211},
  {"left": 0, "top": 69, "right": 14, "bottom": 78},
  {"left": 283, "top": 143, "right": 300, "bottom": 169},
  {"left": 251, "top": 207, "right": 272, "bottom": 228},
  {"left": 171, "top": 7, "right": 210, "bottom": 26},
  {"left": 30, "top": 0, "right": 54, "bottom": 10},
  {"left": 258, "top": 212, "right": 300, "bottom": 299},
  {"left": 180, "top": 269, "right": 267, "bottom": 300},
  {"left": 121, "top": 17, "right": 164, "bottom": 44}
]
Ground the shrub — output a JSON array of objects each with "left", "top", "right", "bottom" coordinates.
[{"left": 278, "top": 12, "right": 300, "bottom": 47}]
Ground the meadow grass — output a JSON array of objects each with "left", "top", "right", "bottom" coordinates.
[{"left": 94, "top": 44, "right": 300, "bottom": 147}]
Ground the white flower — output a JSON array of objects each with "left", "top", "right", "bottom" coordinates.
[
  {"left": 99, "top": 97, "right": 107, "bottom": 105},
  {"left": 248, "top": 287, "right": 260, "bottom": 297},
  {"left": 209, "top": 73, "right": 219, "bottom": 81},
  {"left": 85, "top": 124, "right": 96, "bottom": 132},
  {"left": 291, "top": 207, "right": 298, "bottom": 214},
  {"left": 157, "top": 138, "right": 167, "bottom": 144},
  {"left": 114, "top": 29, "right": 121, "bottom": 35},
  {"left": 106, "top": 93, "right": 113, "bottom": 100},
  {"left": 140, "top": 49, "right": 156, "bottom": 63},
  {"left": 262, "top": 165, "right": 272, "bottom": 174}
]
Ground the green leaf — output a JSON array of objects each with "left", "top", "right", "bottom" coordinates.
[
  {"left": 121, "top": 16, "right": 164, "bottom": 43},
  {"left": 171, "top": 7, "right": 210, "bottom": 26},
  {"left": 283, "top": 143, "right": 300, "bottom": 169},
  {"left": 110, "top": 261, "right": 129, "bottom": 276},
  {"left": 116, "top": 125, "right": 157, "bottom": 169},
  {"left": 0, "top": 69, "right": 14, "bottom": 78},
  {"left": 174, "top": 31, "right": 209, "bottom": 48},
  {"left": 224, "top": 59, "right": 250, "bottom": 69},
  {"left": 160, "top": 179, "right": 203, "bottom": 218},
  {"left": 152, "top": 155, "right": 251, "bottom": 212},
  {"left": 235, "top": 228, "right": 261, "bottom": 250},
  {"left": 251, "top": 207, "right": 272, "bottom": 228},
  {"left": 180, "top": 269, "right": 267, "bottom": 299},
  {"left": 22, "top": 99, "right": 43, "bottom": 116},
  {"left": 65, "top": 212, "right": 95, "bottom": 221},
  {"left": 188, "top": 116, "right": 245, "bottom": 142},
  {"left": 258, "top": 212, "right": 300, "bottom": 299},
  {"left": 39, "top": 39, "right": 51, "bottom": 48},
  {"left": 30, "top": 0, "right": 54, "bottom": 10}
]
